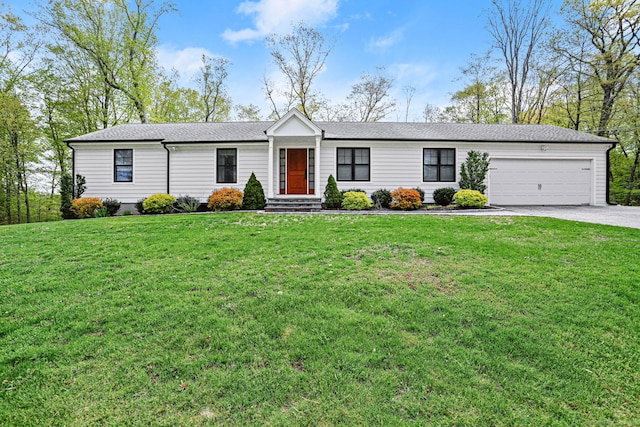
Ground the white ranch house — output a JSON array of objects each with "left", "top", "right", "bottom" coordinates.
[{"left": 65, "top": 109, "right": 615, "bottom": 209}]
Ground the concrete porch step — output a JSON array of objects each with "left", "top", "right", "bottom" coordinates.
[{"left": 265, "top": 198, "right": 322, "bottom": 213}]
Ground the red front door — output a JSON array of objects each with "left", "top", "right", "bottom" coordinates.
[{"left": 287, "top": 149, "right": 308, "bottom": 194}]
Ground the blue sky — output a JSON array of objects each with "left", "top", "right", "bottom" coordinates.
[{"left": 10, "top": 0, "right": 565, "bottom": 121}]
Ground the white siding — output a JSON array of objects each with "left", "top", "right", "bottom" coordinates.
[
  {"left": 72, "top": 138, "right": 611, "bottom": 206},
  {"left": 168, "top": 143, "right": 269, "bottom": 202},
  {"left": 320, "top": 141, "right": 458, "bottom": 202},
  {"left": 72, "top": 143, "right": 167, "bottom": 203},
  {"left": 319, "top": 140, "right": 611, "bottom": 205}
]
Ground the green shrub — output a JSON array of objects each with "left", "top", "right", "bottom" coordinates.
[
  {"left": 454, "top": 189, "right": 488, "bottom": 208},
  {"left": 342, "top": 191, "right": 372, "bottom": 210},
  {"left": 208, "top": 188, "right": 243, "bottom": 211},
  {"left": 94, "top": 207, "right": 109, "bottom": 218},
  {"left": 459, "top": 150, "right": 490, "bottom": 194},
  {"left": 135, "top": 198, "right": 146, "bottom": 214},
  {"left": 175, "top": 195, "right": 201, "bottom": 213},
  {"left": 242, "top": 172, "right": 266, "bottom": 210},
  {"left": 71, "top": 197, "right": 103, "bottom": 218},
  {"left": 323, "top": 174, "right": 343, "bottom": 209},
  {"left": 121, "top": 210, "right": 134, "bottom": 216},
  {"left": 59, "top": 174, "right": 75, "bottom": 219},
  {"left": 413, "top": 187, "right": 425, "bottom": 202},
  {"left": 102, "top": 198, "right": 121, "bottom": 216},
  {"left": 433, "top": 187, "right": 457, "bottom": 206},
  {"left": 340, "top": 188, "right": 366, "bottom": 195},
  {"left": 143, "top": 193, "right": 176, "bottom": 214},
  {"left": 390, "top": 188, "right": 423, "bottom": 211},
  {"left": 371, "top": 189, "right": 391, "bottom": 209}
]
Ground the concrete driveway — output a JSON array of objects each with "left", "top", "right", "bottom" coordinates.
[{"left": 496, "top": 205, "right": 640, "bottom": 229}]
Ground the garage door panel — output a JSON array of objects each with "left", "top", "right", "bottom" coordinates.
[{"left": 489, "top": 159, "right": 591, "bottom": 205}]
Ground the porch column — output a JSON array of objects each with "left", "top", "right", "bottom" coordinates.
[
  {"left": 315, "top": 134, "right": 321, "bottom": 198},
  {"left": 267, "top": 136, "right": 274, "bottom": 199}
]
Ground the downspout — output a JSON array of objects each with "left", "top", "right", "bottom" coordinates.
[
  {"left": 65, "top": 141, "right": 75, "bottom": 184},
  {"left": 162, "top": 143, "right": 170, "bottom": 194},
  {"left": 606, "top": 142, "right": 617, "bottom": 205}
]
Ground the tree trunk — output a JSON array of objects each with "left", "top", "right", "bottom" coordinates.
[
  {"left": 625, "top": 149, "right": 640, "bottom": 206},
  {"left": 15, "top": 179, "right": 21, "bottom": 224}
]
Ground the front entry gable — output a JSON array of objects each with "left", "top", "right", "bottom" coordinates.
[{"left": 265, "top": 109, "right": 323, "bottom": 139}]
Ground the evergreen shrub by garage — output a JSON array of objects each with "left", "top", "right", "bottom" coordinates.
[
  {"left": 433, "top": 187, "right": 457, "bottom": 206},
  {"left": 71, "top": 197, "right": 103, "bottom": 218},
  {"left": 342, "top": 191, "right": 372, "bottom": 210},
  {"left": 390, "top": 188, "right": 423, "bottom": 210},
  {"left": 208, "top": 188, "right": 243, "bottom": 211},
  {"left": 453, "top": 189, "right": 488, "bottom": 208},
  {"left": 143, "top": 194, "right": 176, "bottom": 214}
]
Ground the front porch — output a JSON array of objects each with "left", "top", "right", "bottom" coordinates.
[{"left": 266, "top": 109, "right": 323, "bottom": 200}]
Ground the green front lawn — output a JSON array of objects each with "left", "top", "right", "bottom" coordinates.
[{"left": 1, "top": 213, "right": 639, "bottom": 425}]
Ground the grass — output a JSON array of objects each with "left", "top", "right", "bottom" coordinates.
[{"left": 1, "top": 213, "right": 639, "bottom": 426}]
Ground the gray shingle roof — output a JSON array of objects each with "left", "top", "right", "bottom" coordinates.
[{"left": 66, "top": 121, "right": 613, "bottom": 144}]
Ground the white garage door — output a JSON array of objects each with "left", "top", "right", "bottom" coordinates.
[{"left": 489, "top": 158, "right": 592, "bottom": 205}]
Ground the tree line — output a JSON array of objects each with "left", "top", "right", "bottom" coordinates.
[{"left": 1, "top": 0, "right": 639, "bottom": 225}]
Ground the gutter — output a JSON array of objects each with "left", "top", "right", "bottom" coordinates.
[
  {"left": 606, "top": 141, "right": 618, "bottom": 205},
  {"left": 162, "top": 143, "right": 170, "bottom": 194}
]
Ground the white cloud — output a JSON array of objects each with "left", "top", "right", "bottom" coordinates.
[
  {"left": 367, "top": 28, "right": 404, "bottom": 52},
  {"left": 156, "top": 45, "right": 221, "bottom": 87},
  {"left": 222, "top": 0, "right": 339, "bottom": 43}
]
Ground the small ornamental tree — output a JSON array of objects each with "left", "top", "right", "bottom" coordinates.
[
  {"left": 75, "top": 174, "right": 87, "bottom": 198},
  {"left": 459, "top": 150, "right": 490, "bottom": 194},
  {"left": 242, "top": 172, "right": 266, "bottom": 210},
  {"left": 323, "top": 174, "right": 343, "bottom": 209},
  {"left": 60, "top": 173, "right": 87, "bottom": 219},
  {"left": 60, "top": 174, "right": 75, "bottom": 219}
]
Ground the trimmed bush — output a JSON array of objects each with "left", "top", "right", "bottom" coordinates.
[
  {"left": 208, "top": 188, "right": 243, "bottom": 211},
  {"left": 371, "top": 189, "right": 391, "bottom": 209},
  {"left": 71, "top": 197, "right": 103, "bottom": 218},
  {"left": 135, "top": 198, "right": 146, "bottom": 215},
  {"left": 175, "top": 195, "right": 201, "bottom": 213},
  {"left": 323, "top": 174, "right": 343, "bottom": 209},
  {"left": 454, "top": 189, "right": 488, "bottom": 208},
  {"left": 143, "top": 193, "right": 176, "bottom": 214},
  {"left": 242, "top": 172, "right": 266, "bottom": 210},
  {"left": 433, "top": 187, "right": 457, "bottom": 206},
  {"left": 342, "top": 191, "right": 372, "bottom": 210},
  {"left": 102, "top": 198, "right": 121, "bottom": 216},
  {"left": 413, "top": 187, "right": 425, "bottom": 202},
  {"left": 390, "top": 188, "right": 423, "bottom": 211}
]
